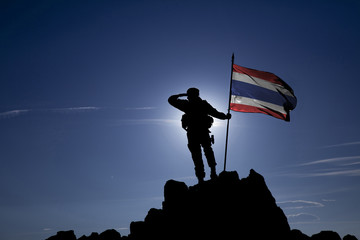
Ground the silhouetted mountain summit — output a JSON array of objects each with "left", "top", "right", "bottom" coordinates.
[
  {"left": 130, "top": 169, "right": 289, "bottom": 240},
  {"left": 46, "top": 169, "right": 358, "bottom": 240}
]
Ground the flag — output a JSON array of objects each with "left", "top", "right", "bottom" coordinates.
[{"left": 230, "top": 64, "right": 297, "bottom": 121}]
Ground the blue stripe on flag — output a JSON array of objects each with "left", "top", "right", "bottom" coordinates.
[{"left": 231, "top": 80, "right": 297, "bottom": 107}]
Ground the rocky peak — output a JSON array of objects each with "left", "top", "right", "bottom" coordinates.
[{"left": 130, "top": 169, "right": 290, "bottom": 239}]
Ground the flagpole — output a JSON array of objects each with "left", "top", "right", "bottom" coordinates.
[{"left": 223, "top": 53, "right": 234, "bottom": 172}]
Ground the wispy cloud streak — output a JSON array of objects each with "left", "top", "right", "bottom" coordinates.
[
  {"left": 0, "top": 106, "right": 100, "bottom": 119},
  {"left": 322, "top": 141, "right": 360, "bottom": 148},
  {"left": 111, "top": 118, "right": 178, "bottom": 126},
  {"left": 0, "top": 109, "right": 31, "bottom": 118},
  {"left": 50, "top": 106, "right": 100, "bottom": 113},
  {"left": 277, "top": 200, "right": 324, "bottom": 209},
  {"left": 300, "top": 156, "right": 360, "bottom": 166},
  {"left": 305, "top": 169, "right": 360, "bottom": 177},
  {"left": 124, "top": 107, "right": 157, "bottom": 110},
  {"left": 287, "top": 213, "right": 320, "bottom": 223},
  {"left": 340, "top": 162, "right": 360, "bottom": 166},
  {"left": 296, "top": 155, "right": 360, "bottom": 177}
]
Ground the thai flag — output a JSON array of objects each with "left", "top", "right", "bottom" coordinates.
[{"left": 230, "top": 64, "right": 297, "bottom": 121}]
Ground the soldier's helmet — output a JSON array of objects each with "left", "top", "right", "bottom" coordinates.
[{"left": 187, "top": 88, "right": 199, "bottom": 98}]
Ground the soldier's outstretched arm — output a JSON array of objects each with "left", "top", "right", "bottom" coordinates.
[{"left": 207, "top": 102, "right": 231, "bottom": 120}]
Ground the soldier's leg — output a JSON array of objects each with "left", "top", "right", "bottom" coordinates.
[
  {"left": 202, "top": 134, "right": 217, "bottom": 179},
  {"left": 188, "top": 143, "right": 205, "bottom": 182},
  {"left": 187, "top": 133, "right": 205, "bottom": 183}
]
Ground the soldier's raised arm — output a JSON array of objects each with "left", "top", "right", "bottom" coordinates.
[{"left": 168, "top": 93, "right": 188, "bottom": 112}]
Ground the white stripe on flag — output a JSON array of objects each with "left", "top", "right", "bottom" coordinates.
[
  {"left": 231, "top": 95, "right": 287, "bottom": 114},
  {"left": 232, "top": 71, "right": 294, "bottom": 97}
]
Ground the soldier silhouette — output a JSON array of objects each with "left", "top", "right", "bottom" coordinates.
[{"left": 168, "top": 88, "right": 231, "bottom": 183}]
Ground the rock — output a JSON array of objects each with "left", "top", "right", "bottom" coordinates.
[
  {"left": 311, "top": 230, "right": 341, "bottom": 240},
  {"left": 129, "top": 169, "right": 291, "bottom": 240},
  {"left": 162, "top": 179, "right": 188, "bottom": 214},
  {"left": 99, "top": 229, "right": 121, "bottom": 240},
  {"left": 81, "top": 232, "right": 99, "bottom": 240},
  {"left": 77, "top": 230, "right": 121, "bottom": 240},
  {"left": 129, "top": 221, "right": 147, "bottom": 239},
  {"left": 46, "top": 230, "right": 76, "bottom": 240},
  {"left": 344, "top": 234, "right": 358, "bottom": 240},
  {"left": 290, "top": 229, "right": 311, "bottom": 240},
  {"left": 44, "top": 169, "right": 358, "bottom": 240}
]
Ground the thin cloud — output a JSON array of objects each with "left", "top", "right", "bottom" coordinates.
[
  {"left": 64, "top": 106, "right": 100, "bottom": 111},
  {"left": 50, "top": 106, "right": 100, "bottom": 113},
  {"left": 340, "top": 161, "right": 360, "bottom": 166},
  {"left": 287, "top": 213, "right": 320, "bottom": 223},
  {"left": 0, "top": 109, "right": 31, "bottom": 118},
  {"left": 174, "top": 175, "right": 197, "bottom": 181},
  {"left": 322, "top": 141, "right": 360, "bottom": 148},
  {"left": 125, "top": 107, "right": 157, "bottom": 110},
  {"left": 285, "top": 155, "right": 360, "bottom": 178},
  {"left": 117, "top": 227, "right": 129, "bottom": 231},
  {"left": 300, "top": 156, "right": 360, "bottom": 166},
  {"left": 285, "top": 170, "right": 360, "bottom": 178},
  {"left": 277, "top": 200, "right": 324, "bottom": 209},
  {"left": 306, "top": 169, "right": 360, "bottom": 177},
  {"left": 112, "top": 118, "right": 178, "bottom": 126},
  {"left": 0, "top": 106, "right": 100, "bottom": 119}
]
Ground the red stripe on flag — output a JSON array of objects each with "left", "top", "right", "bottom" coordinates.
[
  {"left": 230, "top": 103, "right": 287, "bottom": 121},
  {"left": 233, "top": 64, "right": 284, "bottom": 85}
]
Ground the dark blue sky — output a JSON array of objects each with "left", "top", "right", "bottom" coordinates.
[{"left": 1, "top": 1, "right": 360, "bottom": 239}]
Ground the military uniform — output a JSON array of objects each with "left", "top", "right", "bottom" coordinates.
[{"left": 168, "top": 89, "right": 229, "bottom": 183}]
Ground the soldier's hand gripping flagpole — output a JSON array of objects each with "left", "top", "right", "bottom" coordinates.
[{"left": 223, "top": 53, "right": 234, "bottom": 172}]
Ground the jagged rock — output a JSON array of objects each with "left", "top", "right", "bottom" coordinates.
[
  {"left": 99, "top": 229, "right": 122, "bottom": 240},
  {"left": 46, "top": 230, "right": 76, "bottom": 240},
  {"left": 344, "top": 234, "right": 358, "bottom": 240},
  {"left": 79, "top": 232, "right": 99, "bottom": 240},
  {"left": 311, "top": 230, "right": 341, "bottom": 240},
  {"left": 77, "top": 230, "right": 121, "bottom": 240},
  {"left": 162, "top": 179, "right": 188, "bottom": 213},
  {"left": 129, "top": 169, "right": 291, "bottom": 240},
  {"left": 290, "top": 229, "right": 311, "bottom": 240},
  {"left": 129, "top": 221, "right": 147, "bottom": 239},
  {"left": 44, "top": 169, "right": 358, "bottom": 240}
]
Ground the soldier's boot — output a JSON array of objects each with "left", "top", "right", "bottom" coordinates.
[
  {"left": 210, "top": 166, "right": 218, "bottom": 180},
  {"left": 195, "top": 166, "right": 205, "bottom": 184}
]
